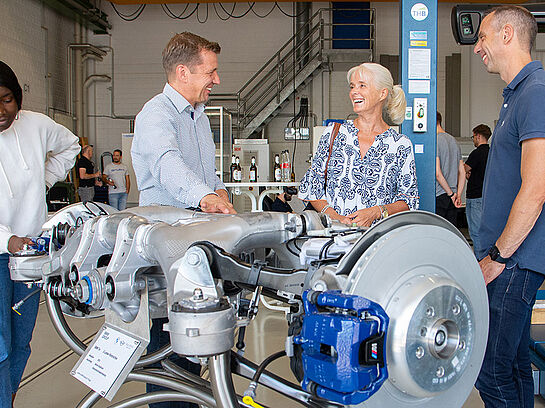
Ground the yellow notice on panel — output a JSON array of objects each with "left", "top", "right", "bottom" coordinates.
[{"left": 410, "top": 40, "right": 428, "bottom": 47}]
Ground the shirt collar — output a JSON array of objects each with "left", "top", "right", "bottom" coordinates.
[
  {"left": 506, "top": 60, "right": 543, "bottom": 92},
  {"left": 162, "top": 83, "right": 205, "bottom": 118},
  {"left": 347, "top": 120, "right": 391, "bottom": 140}
]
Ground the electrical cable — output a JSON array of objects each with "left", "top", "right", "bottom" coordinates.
[
  {"left": 251, "top": 2, "right": 277, "bottom": 18},
  {"left": 252, "top": 350, "right": 286, "bottom": 383},
  {"left": 197, "top": 3, "right": 209, "bottom": 23},
  {"left": 161, "top": 3, "right": 199, "bottom": 20},
  {"left": 111, "top": 3, "right": 146, "bottom": 21},
  {"left": 213, "top": 3, "right": 235, "bottom": 21},
  {"left": 12, "top": 288, "right": 41, "bottom": 315},
  {"left": 319, "top": 238, "right": 335, "bottom": 260},
  {"left": 218, "top": 2, "right": 255, "bottom": 19},
  {"left": 285, "top": 240, "right": 300, "bottom": 257},
  {"left": 83, "top": 201, "right": 108, "bottom": 216},
  {"left": 274, "top": 3, "right": 309, "bottom": 18},
  {"left": 291, "top": 6, "right": 297, "bottom": 181},
  {"left": 110, "top": 1, "right": 308, "bottom": 23}
]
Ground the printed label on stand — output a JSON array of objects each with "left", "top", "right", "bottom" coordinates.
[{"left": 72, "top": 325, "right": 141, "bottom": 400}]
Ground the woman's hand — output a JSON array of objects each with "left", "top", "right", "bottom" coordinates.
[
  {"left": 346, "top": 206, "right": 381, "bottom": 227},
  {"left": 323, "top": 208, "right": 352, "bottom": 225},
  {"left": 8, "top": 236, "right": 34, "bottom": 254}
]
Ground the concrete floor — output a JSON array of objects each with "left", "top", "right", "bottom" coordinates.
[{"left": 14, "top": 296, "right": 545, "bottom": 408}]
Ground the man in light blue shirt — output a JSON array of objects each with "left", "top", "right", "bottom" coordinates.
[
  {"left": 132, "top": 32, "right": 235, "bottom": 408},
  {"left": 132, "top": 32, "right": 234, "bottom": 214}
]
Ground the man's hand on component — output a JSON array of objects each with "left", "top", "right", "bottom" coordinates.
[{"left": 200, "top": 193, "right": 236, "bottom": 214}]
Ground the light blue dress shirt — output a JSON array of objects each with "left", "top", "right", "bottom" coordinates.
[{"left": 132, "top": 83, "right": 225, "bottom": 208}]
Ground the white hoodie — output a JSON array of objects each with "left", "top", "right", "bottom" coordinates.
[{"left": 0, "top": 110, "right": 80, "bottom": 253}]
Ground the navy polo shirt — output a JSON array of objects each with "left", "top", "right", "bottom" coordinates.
[{"left": 477, "top": 61, "right": 545, "bottom": 274}]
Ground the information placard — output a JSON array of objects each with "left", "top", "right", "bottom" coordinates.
[{"left": 72, "top": 325, "right": 141, "bottom": 400}]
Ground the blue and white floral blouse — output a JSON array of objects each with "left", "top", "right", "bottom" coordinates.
[{"left": 299, "top": 121, "right": 419, "bottom": 215}]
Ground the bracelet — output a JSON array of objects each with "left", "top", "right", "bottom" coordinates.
[
  {"left": 448, "top": 192, "right": 455, "bottom": 197},
  {"left": 320, "top": 204, "right": 332, "bottom": 214}
]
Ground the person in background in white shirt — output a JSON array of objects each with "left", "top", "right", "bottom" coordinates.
[
  {"left": 0, "top": 61, "right": 80, "bottom": 408},
  {"left": 102, "top": 149, "right": 130, "bottom": 210}
]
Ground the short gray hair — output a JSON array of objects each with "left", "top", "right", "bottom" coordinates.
[
  {"left": 486, "top": 5, "right": 537, "bottom": 52},
  {"left": 347, "top": 63, "right": 407, "bottom": 125}
]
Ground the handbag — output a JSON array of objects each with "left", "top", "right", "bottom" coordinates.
[{"left": 305, "top": 122, "right": 342, "bottom": 211}]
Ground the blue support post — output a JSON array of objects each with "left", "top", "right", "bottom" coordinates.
[{"left": 399, "top": 0, "right": 438, "bottom": 212}]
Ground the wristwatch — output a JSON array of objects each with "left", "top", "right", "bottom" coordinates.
[
  {"left": 379, "top": 205, "right": 389, "bottom": 220},
  {"left": 488, "top": 245, "right": 510, "bottom": 264}
]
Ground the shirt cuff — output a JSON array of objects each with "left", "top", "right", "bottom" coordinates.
[
  {"left": 44, "top": 172, "right": 56, "bottom": 189},
  {"left": 189, "top": 185, "right": 217, "bottom": 208},
  {"left": 0, "top": 230, "right": 14, "bottom": 254}
]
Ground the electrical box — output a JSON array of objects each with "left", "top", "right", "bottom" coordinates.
[
  {"left": 413, "top": 98, "right": 428, "bottom": 133},
  {"left": 285, "top": 127, "right": 310, "bottom": 140}
]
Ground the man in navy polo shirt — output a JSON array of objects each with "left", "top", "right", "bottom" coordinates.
[{"left": 473, "top": 5, "right": 545, "bottom": 407}]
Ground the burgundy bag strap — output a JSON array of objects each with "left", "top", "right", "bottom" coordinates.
[{"left": 324, "top": 122, "right": 341, "bottom": 187}]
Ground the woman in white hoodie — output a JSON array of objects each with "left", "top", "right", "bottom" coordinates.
[{"left": 0, "top": 61, "right": 80, "bottom": 407}]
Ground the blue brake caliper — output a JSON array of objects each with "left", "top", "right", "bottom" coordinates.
[{"left": 293, "top": 290, "right": 389, "bottom": 405}]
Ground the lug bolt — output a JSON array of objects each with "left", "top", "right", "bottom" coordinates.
[
  {"left": 436, "top": 366, "right": 445, "bottom": 378},
  {"left": 426, "top": 307, "right": 435, "bottom": 317},
  {"left": 452, "top": 304, "right": 461, "bottom": 315},
  {"left": 415, "top": 346, "right": 425, "bottom": 359}
]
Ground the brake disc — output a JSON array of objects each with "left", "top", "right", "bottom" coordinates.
[{"left": 343, "top": 212, "right": 488, "bottom": 407}]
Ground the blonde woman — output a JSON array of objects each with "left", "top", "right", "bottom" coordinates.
[{"left": 299, "top": 63, "right": 419, "bottom": 227}]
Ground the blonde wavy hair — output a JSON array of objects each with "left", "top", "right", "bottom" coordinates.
[{"left": 347, "top": 63, "right": 406, "bottom": 125}]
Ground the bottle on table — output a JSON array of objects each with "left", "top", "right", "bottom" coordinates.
[
  {"left": 249, "top": 156, "right": 257, "bottom": 182},
  {"left": 229, "top": 155, "right": 237, "bottom": 182},
  {"left": 235, "top": 156, "right": 242, "bottom": 182},
  {"left": 282, "top": 150, "right": 291, "bottom": 182},
  {"left": 274, "top": 154, "right": 282, "bottom": 182}
]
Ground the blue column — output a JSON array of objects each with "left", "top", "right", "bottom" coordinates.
[{"left": 399, "top": 0, "right": 437, "bottom": 212}]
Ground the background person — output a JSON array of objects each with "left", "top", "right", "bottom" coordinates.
[
  {"left": 0, "top": 61, "right": 80, "bottom": 408},
  {"left": 299, "top": 62, "right": 419, "bottom": 227},
  {"left": 472, "top": 6, "right": 545, "bottom": 407},
  {"left": 464, "top": 124, "right": 491, "bottom": 250},
  {"left": 76, "top": 145, "right": 100, "bottom": 202},
  {"left": 102, "top": 149, "right": 130, "bottom": 210},
  {"left": 435, "top": 111, "right": 465, "bottom": 226},
  {"left": 132, "top": 31, "right": 235, "bottom": 408},
  {"left": 271, "top": 186, "right": 295, "bottom": 213}
]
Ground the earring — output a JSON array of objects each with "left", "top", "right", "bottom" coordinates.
[{"left": 15, "top": 111, "right": 19, "bottom": 120}]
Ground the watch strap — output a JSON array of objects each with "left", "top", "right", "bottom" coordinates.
[{"left": 488, "top": 245, "right": 510, "bottom": 264}]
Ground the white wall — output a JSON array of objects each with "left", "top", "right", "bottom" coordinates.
[{"left": 0, "top": 0, "right": 74, "bottom": 115}]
